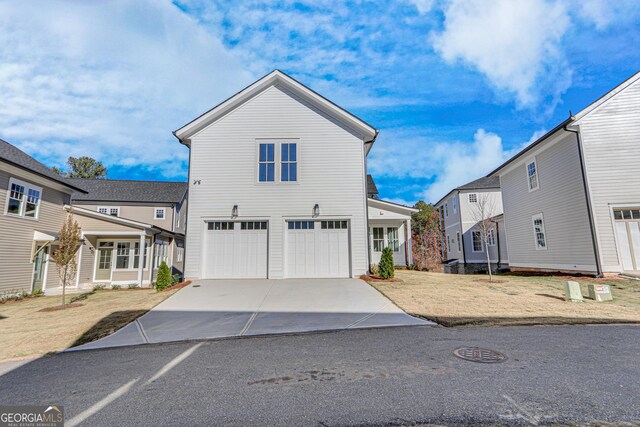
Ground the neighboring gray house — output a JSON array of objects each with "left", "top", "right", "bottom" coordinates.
[
  {"left": 434, "top": 176, "right": 508, "bottom": 274},
  {"left": 0, "top": 139, "right": 87, "bottom": 294},
  {"left": 174, "top": 70, "right": 415, "bottom": 279},
  {"left": 67, "top": 179, "right": 188, "bottom": 288},
  {"left": 489, "top": 71, "right": 640, "bottom": 276}
]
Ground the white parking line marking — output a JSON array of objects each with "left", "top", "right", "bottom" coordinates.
[
  {"left": 67, "top": 379, "right": 139, "bottom": 427},
  {"left": 144, "top": 343, "right": 203, "bottom": 386}
]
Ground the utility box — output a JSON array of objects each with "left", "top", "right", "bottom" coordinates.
[
  {"left": 588, "top": 284, "right": 613, "bottom": 302},
  {"left": 564, "top": 281, "right": 584, "bottom": 302}
]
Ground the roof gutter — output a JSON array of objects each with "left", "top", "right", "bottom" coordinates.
[{"left": 563, "top": 122, "right": 603, "bottom": 278}]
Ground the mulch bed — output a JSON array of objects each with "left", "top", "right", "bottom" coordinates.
[
  {"left": 360, "top": 275, "right": 403, "bottom": 283},
  {"left": 160, "top": 280, "right": 192, "bottom": 292},
  {"left": 38, "top": 303, "right": 84, "bottom": 312}
]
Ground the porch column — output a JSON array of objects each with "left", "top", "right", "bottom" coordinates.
[{"left": 138, "top": 233, "right": 145, "bottom": 287}]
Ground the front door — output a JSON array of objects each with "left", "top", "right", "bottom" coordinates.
[
  {"left": 613, "top": 208, "right": 640, "bottom": 272},
  {"left": 32, "top": 244, "right": 48, "bottom": 292},
  {"left": 96, "top": 242, "right": 114, "bottom": 281}
]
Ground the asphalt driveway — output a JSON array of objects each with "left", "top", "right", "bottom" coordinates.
[{"left": 72, "top": 278, "right": 433, "bottom": 351}]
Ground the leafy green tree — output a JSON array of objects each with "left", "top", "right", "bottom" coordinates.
[
  {"left": 411, "top": 200, "right": 442, "bottom": 270},
  {"left": 52, "top": 156, "right": 107, "bottom": 179},
  {"left": 155, "top": 261, "right": 171, "bottom": 291},
  {"left": 379, "top": 247, "right": 395, "bottom": 279},
  {"left": 51, "top": 214, "right": 82, "bottom": 307}
]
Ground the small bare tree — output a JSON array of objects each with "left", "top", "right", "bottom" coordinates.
[
  {"left": 51, "top": 214, "right": 82, "bottom": 307},
  {"left": 469, "top": 194, "right": 497, "bottom": 281}
]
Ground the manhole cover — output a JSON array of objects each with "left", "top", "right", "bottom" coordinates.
[
  {"left": 452, "top": 347, "right": 506, "bottom": 363},
  {"left": 192, "top": 284, "right": 201, "bottom": 288}
]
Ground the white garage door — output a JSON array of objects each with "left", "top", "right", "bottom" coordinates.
[
  {"left": 203, "top": 221, "right": 268, "bottom": 279},
  {"left": 286, "top": 220, "right": 350, "bottom": 278}
]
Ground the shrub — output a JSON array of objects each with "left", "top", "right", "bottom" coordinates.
[
  {"left": 171, "top": 274, "right": 180, "bottom": 286},
  {"left": 93, "top": 284, "right": 106, "bottom": 291},
  {"left": 155, "top": 261, "right": 171, "bottom": 291},
  {"left": 31, "top": 289, "right": 44, "bottom": 296},
  {"left": 127, "top": 283, "right": 139, "bottom": 289},
  {"left": 71, "top": 291, "right": 94, "bottom": 303},
  {"left": 379, "top": 247, "right": 395, "bottom": 280},
  {"left": 111, "top": 284, "right": 121, "bottom": 290}
]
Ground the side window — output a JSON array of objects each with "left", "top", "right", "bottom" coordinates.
[
  {"left": 387, "top": 227, "right": 399, "bottom": 252},
  {"left": 532, "top": 213, "right": 547, "bottom": 250},
  {"left": 281, "top": 143, "right": 297, "bottom": 182},
  {"left": 472, "top": 231, "right": 483, "bottom": 252},
  {"left": 527, "top": 160, "right": 539, "bottom": 191},
  {"left": 468, "top": 193, "right": 477, "bottom": 203},
  {"left": 258, "top": 143, "right": 275, "bottom": 182},
  {"left": 444, "top": 202, "right": 449, "bottom": 217},
  {"left": 372, "top": 227, "right": 384, "bottom": 252},
  {"left": 154, "top": 208, "right": 166, "bottom": 220},
  {"left": 456, "top": 231, "right": 461, "bottom": 252},
  {"left": 488, "top": 229, "right": 496, "bottom": 246},
  {"left": 452, "top": 196, "right": 457, "bottom": 213}
]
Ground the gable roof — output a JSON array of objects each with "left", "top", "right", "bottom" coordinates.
[
  {"left": 67, "top": 179, "right": 187, "bottom": 204},
  {"left": 173, "top": 70, "right": 378, "bottom": 145},
  {"left": 488, "top": 70, "right": 640, "bottom": 177},
  {"left": 0, "top": 138, "right": 86, "bottom": 192},
  {"left": 434, "top": 175, "right": 501, "bottom": 207},
  {"left": 367, "top": 174, "right": 378, "bottom": 198}
]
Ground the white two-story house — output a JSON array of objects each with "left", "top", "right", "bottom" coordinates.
[
  {"left": 489, "top": 71, "right": 640, "bottom": 276},
  {"left": 174, "top": 70, "right": 415, "bottom": 279},
  {"left": 434, "top": 176, "right": 508, "bottom": 274}
]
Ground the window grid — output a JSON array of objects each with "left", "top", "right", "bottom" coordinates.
[
  {"left": 532, "top": 214, "right": 547, "bottom": 250},
  {"left": 155, "top": 208, "right": 165, "bottom": 220},
  {"left": 488, "top": 229, "right": 496, "bottom": 246},
  {"left": 288, "top": 221, "right": 315, "bottom": 230},
  {"left": 472, "top": 231, "right": 483, "bottom": 252},
  {"left": 115, "top": 242, "right": 131, "bottom": 269},
  {"left": 208, "top": 221, "right": 236, "bottom": 231},
  {"left": 6, "top": 179, "right": 41, "bottom": 218},
  {"left": 387, "top": 227, "right": 399, "bottom": 252},
  {"left": 614, "top": 209, "right": 640, "bottom": 220},
  {"left": 456, "top": 232, "right": 461, "bottom": 252},
  {"left": 259, "top": 143, "right": 275, "bottom": 182},
  {"left": 468, "top": 193, "right": 477, "bottom": 203},
  {"left": 241, "top": 221, "right": 268, "bottom": 230},
  {"left": 321, "top": 220, "right": 348, "bottom": 229},
  {"left": 527, "top": 161, "right": 539, "bottom": 191},
  {"left": 281, "top": 143, "right": 297, "bottom": 182},
  {"left": 373, "top": 227, "right": 384, "bottom": 252}
]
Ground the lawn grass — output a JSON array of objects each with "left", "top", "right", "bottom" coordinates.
[
  {"left": 0, "top": 288, "right": 178, "bottom": 360},
  {"left": 369, "top": 270, "right": 640, "bottom": 327}
]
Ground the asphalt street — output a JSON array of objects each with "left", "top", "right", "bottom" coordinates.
[{"left": 1, "top": 324, "right": 639, "bottom": 426}]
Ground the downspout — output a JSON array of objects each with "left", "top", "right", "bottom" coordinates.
[
  {"left": 493, "top": 219, "right": 501, "bottom": 270},
  {"left": 564, "top": 123, "right": 603, "bottom": 277},
  {"left": 364, "top": 137, "right": 376, "bottom": 274}
]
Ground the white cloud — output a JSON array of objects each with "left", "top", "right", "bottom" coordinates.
[
  {"left": 407, "top": 0, "right": 436, "bottom": 15},
  {"left": 368, "top": 127, "right": 547, "bottom": 204},
  {"left": 574, "top": 0, "right": 640, "bottom": 30},
  {"left": 0, "top": 0, "right": 252, "bottom": 178},
  {"left": 431, "top": 0, "right": 572, "bottom": 107}
]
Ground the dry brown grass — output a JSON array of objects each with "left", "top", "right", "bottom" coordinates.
[
  {"left": 369, "top": 270, "right": 640, "bottom": 327},
  {"left": 0, "top": 288, "right": 178, "bottom": 360}
]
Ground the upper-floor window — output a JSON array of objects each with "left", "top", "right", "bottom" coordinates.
[
  {"left": 527, "top": 160, "right": 539, "bottom": 191},
  {"left": 452, "top": 196, "right": 457, "bottom": 213},
  {"left": 281, "top": 143, "right": 297, "bottom": 182},
  {"left": 97, "top": 206, "right": 119, "bottom": 217},
  {"left": 154, "top": 208, "right": 166, "bottom": 220},
  {"left": 6, "top": 178, "right": 42, "bottom": 219},
  {"left": 258, "top": 143, "right": 275, "bottom": 182},
  {"left": 532, "top": 213, "right": 547, "bottom": 250},
  {"left": 444, "top": 202, "right": 449, "bottom": 217},
  {"left": 468, "top": 193, "right": 477, "bottom": 203},
  {"left": 456, "top": 231, "right": 461, "bottom": 252},
  {"left": 472, "top": 231, "right": 483, "bottom": 252}
]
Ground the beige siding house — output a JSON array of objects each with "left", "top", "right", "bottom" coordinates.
[
  {"left": 0, "top": 139, "right": 87, "bottom": 294},
  {"left": 490, "top": 71, "right": 640, "bottom": 276},
  {"left": 66, "top": 179, "right": 188, "bottom": 288},
  {"left": 434, "top": 177, "right": 508, "bottom": 274}
]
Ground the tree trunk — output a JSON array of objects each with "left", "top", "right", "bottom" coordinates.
[
  {"left": 61, "top": 269, "right": 66, "bottom": 308},
  {"left": 484, "top": 240, "right": 493, "bottom": 282}
]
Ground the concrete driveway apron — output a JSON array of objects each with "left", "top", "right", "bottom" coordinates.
[{"left": 71, "top": 279, "right": 434, "bottom": 351}]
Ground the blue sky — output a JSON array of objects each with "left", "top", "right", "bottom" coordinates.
[{"left": 0, "top": 0, "right": 639, "bottom": 205}]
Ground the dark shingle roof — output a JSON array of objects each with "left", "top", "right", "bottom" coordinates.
[
  {"left": 0, "top": 139, "right": 85, "bottom": 192},
  {"left": 457, "top": 176, "right": 500, "bottom": 190},
  {"left": 367, "top": 174, "right": 378, "bottom": 198},
  {"left": 434, "top": 176, "right": 501, "bottom": 207},
  {"left": 67, "top": 179, "right": 188, "bottom": 204}
]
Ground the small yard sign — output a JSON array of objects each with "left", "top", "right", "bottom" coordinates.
[{"left": 588, "top": 284, "right": 613, "bottom": 302}]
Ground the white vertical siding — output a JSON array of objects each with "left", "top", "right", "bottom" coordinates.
[
  {"left": 578, "top": 78, "right": 640, "bottom": 272},
  {"left": 185, "top": 84, "right": 368, "bottom": 279},
  {"left": 500, "top": 132, "right": 596, "bottom": 272}
]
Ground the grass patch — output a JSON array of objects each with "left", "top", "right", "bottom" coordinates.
[
  {"left": 369, "top": 270, "right": 640, "bottom": 327},
  {"left": 0, "top": 288, "right": 179, "bottom": 360}
]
